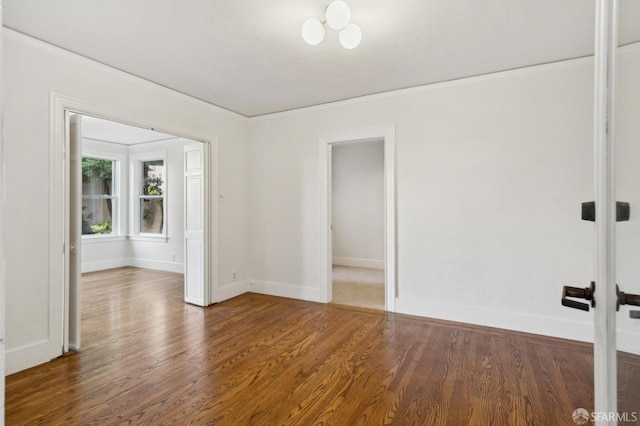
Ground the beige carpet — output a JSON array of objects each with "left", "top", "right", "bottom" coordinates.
[{"left": 331, "top": 265, "right": 385, "bottom": 310}]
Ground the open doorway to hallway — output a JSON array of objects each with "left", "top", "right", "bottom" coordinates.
[{"left": 330, "top": 139, "right": 385, "bottom": 310}]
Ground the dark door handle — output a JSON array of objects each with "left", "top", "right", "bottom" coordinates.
[
  {"left": 617, "top": 286, "right": 640, "bottom": 319},
  {"left": 562, "top": 282, "right": 595, "bottom": 311}
]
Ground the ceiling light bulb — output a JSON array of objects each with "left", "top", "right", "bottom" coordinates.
[
  {"left": 325, "top": 1, "right": 351, "bottom": 30},
  {"left": 339, "top": 23, "right": 362, "bottom": 49},
  {"left": 301, "top": 18, "right": 325, "bottom": 45}
]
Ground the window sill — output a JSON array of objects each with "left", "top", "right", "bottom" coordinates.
[
  {"left": 128, "top": 235, "right": 169, "bottom": 243},
  {"left": 81, "top": 235, "right": 127, "bottom": 244}
]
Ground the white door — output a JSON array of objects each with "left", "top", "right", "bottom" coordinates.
[
  {"left": 184, "top": 143, "right": 207, "bottom": 306},
  {"left": 563, "top": 2, "right": 640, "bottom": 423},
  {"left": 611, "top": 0, "right": 640, "bottom": 422},
  {"left": 586, "top": 1, "right": 640, "bottom": 422},
  {"left": 66, "top": 113, "right": 82, "bottom": 351}
]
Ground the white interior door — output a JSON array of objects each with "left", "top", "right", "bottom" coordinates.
[
  {"left": 184, "top": 143, "right": 207, "bottom": 306},
  {"left": 66, "top": 113, "right": 82, "bottom": 351},
  {"left": 613, "top": 0, "right": 640, "bottom": 421}
]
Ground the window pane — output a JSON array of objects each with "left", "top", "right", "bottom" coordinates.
[
  {"left": 82, "top": 158, "right": 114, "bottom": 196},
  {"left": 141, "top": 198, "right": 164, "bottom": 234},
  {"left": 82, "top": 197, "right": 113, "bottom": 235},
  {"left": 143, "top": 160, "right": 165, "bottom": 196}
]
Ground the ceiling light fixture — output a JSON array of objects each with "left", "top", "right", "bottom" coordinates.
[{"left": 302, "top": 1, "right": 362, "bottom": 49}]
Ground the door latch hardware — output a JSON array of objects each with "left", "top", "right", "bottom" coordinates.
[
  {"left": 561, "top": 282, "right": 595, "bottom": 311},
  {"left": 616, "top": 285, "right": 640, "bottom": 319},
  {"left": 581, "top": 201, "right": 630, "bottom": 222}
]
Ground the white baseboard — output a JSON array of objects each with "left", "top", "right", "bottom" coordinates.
[
  {"left": 249, "top": 280, "right": 322, "bottom": 303},
  {"left": 619, "top": 329, "right": 640, "bottom": 355},
  {"left": 82, "top": 258, "right": 184, "bottom": 273},
  {"left": 395, "top": 296, "right": 595, "bottom": 346},
  {"left": 81, "top": 258, "right": 129, "bottom": 273},
  {"left": 127, "top": 258, "right": 184, "bottom": 273},
  {"left": 217, "top": 280, "right": 250, "bottom": 302},
  {"left": 332, "top": 257, "right": 384, "bottom": 269},
  {"left": 6, "top": 339, "right": 53, "bottom": 375}
]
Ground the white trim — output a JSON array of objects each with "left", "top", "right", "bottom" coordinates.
[
  {"left": 593, "top": 0, "right": 618, "bottom": 419},
  {"left": 208, "top": 140, "right": 219, "bottom": 304},
  {"left": 618, "top": 329, "right": 640, "bottom": 357},
  {"left": 49, "top": 94, "right": 68, "bottom": 361},
  {"left": 128, "top": 258, "right": 184, "bottom": 274},
  {"left": 0, "top": 7, "right": 5, "bottom": 415},
  {"left": 128, "top": 235, "right": 168, "bottom": 243},
  {"left": 10, "top": 28, "right": 640, "bottom": 123},
  {"left": 5, "top": 29, "right": 248, "bottom": 122},
  {"left": 396, "top": 297, "right": 594, "bottom": 345},
  {"left": 249, "top": 280, "right": 322, "bottom": 303},
  {"left": 218, "top": 280, "right": 251, "bottom": 302},
  {"left": 81, "top": 235, "right": 127, "bottom": 243},
  {"left": 5, "top": 340, "right": 52, "bottom": 376},
  {"left": 250, "top": 58, "right": 596, "bottom": 122},
  {"left": 332, "top": 257, "right": 384, "bottom": 270},
  {"left": 81, "top": 258, "right": 129, "bottom": 273},
  {"left": 49, "top": 93, "right": 218, "bottom": 363},
  {"left": 81, "top": 257, "right": 187, "bottom": 274},
  {"left": 319, "top": 125, "right": 396, "bottom": 312}
]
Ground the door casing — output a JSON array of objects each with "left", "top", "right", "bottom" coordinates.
[
  {"left": 50, "top": 93, "right": 218, "bottom": 357},
  {"left": 319, "top": 125, "right": 396, "bottom": 311}
]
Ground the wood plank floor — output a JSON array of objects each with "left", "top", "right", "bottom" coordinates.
[{"left": 5, "top": 267, "right": 640, "bottom": 425}]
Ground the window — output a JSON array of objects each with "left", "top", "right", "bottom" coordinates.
[
  {"left": 130, "top": 151, "right": 167, "bottom": 239},
  {"left": 82, "top": 157, "right": 116, "bottom": 236},
  {"left": 140, "top": 160, "right": 165, "bottom": 234}
]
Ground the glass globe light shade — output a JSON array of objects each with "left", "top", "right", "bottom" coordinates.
[
  {"left": 301, "top": 18, "right": 325, "bottom": 45},
  {"left": 325, "top": 0, "right": 351, "bottom": 30},
  {"left": 339, "top": 23, "right": 362, "bottom": 49}
]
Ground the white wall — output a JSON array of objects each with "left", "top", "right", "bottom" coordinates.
[
  {"left": 614, "top": 45, "right": 640, "bottom": 347},
  {"left": 5, "top": 27, "right": 640, "bottom": 376},
  {"left": 81, "top": 138, "right": 197, "bottom": 274},
  {"left": 248, "top": 46, "right": 640, "bottom": 354},
  {"left": 128, "top": 138, "right": 193, "bottom": 272},
  {"left": 0, "top": 1, "right": 6, "bottom": 419},
  {"left": 249, "top": 56, "right": 620, "bottom": 348},
  {"left": 331, "top": 140, "right": 384, "bottom": 269},
  {"left": 3, "top": 29, "right": 251, "bottom": 374}
]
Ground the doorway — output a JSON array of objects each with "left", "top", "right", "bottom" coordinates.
[
  {"left": 67, "top": 113, "right": 211, "bottom": 351},
  {"left": 319, "top": 125, "right": 396, "bottom": 312},
  {"left": 330, "top": 139, "right": 385, "bottom": 309},
  {"left": 50, "top": 94, "right": 216, "bottom": 355}
]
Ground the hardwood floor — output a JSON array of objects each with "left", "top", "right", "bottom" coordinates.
[{"left": 6, "top": 267, "right": 640, "bottom": 425}]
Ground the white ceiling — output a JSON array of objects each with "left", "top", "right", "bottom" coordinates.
[
  {"left": 81, "top": 115, "right": 175, "bottom": 145},
  {"left": 5, "top": 1, "right": 640, "bottom": 117}
]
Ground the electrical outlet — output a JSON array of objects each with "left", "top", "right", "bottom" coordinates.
[{"left": 232, "top": 271, "right": 237, "bottom": 281}]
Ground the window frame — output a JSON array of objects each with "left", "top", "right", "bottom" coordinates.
[
  {"left": 80, "top": 150, "right": 123, "bottom": 240},
  {"left": 130, "top": 151, "right": 168, "bottom": 241}
]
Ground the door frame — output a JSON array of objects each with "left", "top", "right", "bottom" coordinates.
[
  {"left": 319, "top": 125, "right": 396, "bottom": 312},
  {"left": 593, "top": 0, "right": 618, "bottom": 418},
  {"left": 49, "top": 93, "right": 218, "bottom": 357}
]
